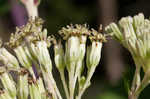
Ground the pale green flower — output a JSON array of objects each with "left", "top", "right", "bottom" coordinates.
[
  {"left": 35, "top": 41, "right": 52, "bottom": 72},
  {"left": 0, "top": 90, "right": 12, "bottom": 99},
  {"left": 0, "top": 48, "right": 19, "bottom": 69},
  {"left": 86, "top": 41, "right": 102, "bottom": 69},
  {"left": 14, "top": 46, "right": 32, "bottom": 68},
  {"left": 65, "top": 36, "right": 80, "bottom": 64},
  {"left": 17, "top": 69, "right": 29, "bottom": 99},
  {"left": 54, "top": 41, "right": 65, "bottom": 70},
  {"left": 86, "top": 29, "right": 105, "bottom": 69},
  {"left": 0, "top": 72, "right": 16, "bottom": 98},
  {"left": 105, "top": 13, "right": 150, "bottom": 73}
]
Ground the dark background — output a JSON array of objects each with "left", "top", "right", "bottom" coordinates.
[{"left": 0, "top": 0, "right": 150, "bottom": 99}]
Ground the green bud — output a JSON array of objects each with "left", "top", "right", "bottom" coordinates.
[
  {"left": 54, "top": 41, "right": 65, "bottom": 70},
  {"left": 79, "top": 76, "right": 86, "bottom": 90},
  {"left": 36, "top": 41, "right": 52, "bottom": 72}
]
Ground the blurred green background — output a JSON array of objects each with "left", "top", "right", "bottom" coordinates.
[{"left": 1, "top": 0, "right": 150, "bottom": 99}]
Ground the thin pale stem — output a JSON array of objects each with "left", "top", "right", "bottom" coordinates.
[
  {"left": 69, "top": 62, "right": 76, "bottom": 99},
  {"left": 76, "top": 66, "right": 96, "bottom": 99},
  {"left": 42, "top": 71, "right": 57, "bottom": 99},
  {"left": 59, "top": 70, "right": 70, "bottom": 99},
  {"left": 48, "top": 72, "right": 62, "bottom": 99},
  {"left": 72, "top": 61, "right": 82, "bottom": 97},
  {"left": 131, "top": 65, "right": 141, "bottom": 92},
  {"left": 128, "top": 93, "right": 138, "bottom": 99},
  {"left": 129, "top": 69, "right": 150, "bottom": 99}
]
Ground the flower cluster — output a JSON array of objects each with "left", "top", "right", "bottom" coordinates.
[
  {"left": 57, "top": 24, "right": 106, "bottom": 99},
  {"left": 0, "top": 17, "right": 105, "bottom": 99},
  {"left": 105, "top": 13, "right": 150, "bottom": 99}
]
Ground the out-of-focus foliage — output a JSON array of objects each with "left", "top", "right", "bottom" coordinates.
[
  {"left": 0, "top": 0, "right": 9, "bottom": 16},
  {"left": 39, "top": 0, "right": 97, "bottom": 34},
  {"left": 98, "top": 91, "right": 126, "bottom": 99}
]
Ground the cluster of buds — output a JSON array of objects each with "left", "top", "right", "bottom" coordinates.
[
  {"left": 0, "top": 17, "right": 105, "bottom": 99},
  {"left": 105, "top": 13, "right": 150, "bottom": 99},
  {"left": 0, "top": 17, "right": 57, "bottom": 99},
  {"left": 56, "top": 24, "right": 106, "bottom": 99}
]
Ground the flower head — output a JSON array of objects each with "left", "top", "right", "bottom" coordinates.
[
  {"left": 86, "top": 28, "right": 106, "bottom": 69},
  {"left": 59, "top": 24, "right": 90, "bottom": 40},
  {"left": 59, "top": 24, "right": 90, "bottom": 68},
  {"left": 105, "top": 13, "right": 150, "bottom": 72}
]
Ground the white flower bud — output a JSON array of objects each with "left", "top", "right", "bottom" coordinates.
[
  {"left": 14, "top": 46, "right": 32, "bottom": 68},
  {"left": 105, "top": 23, "right": 123, "bottom": 42},
  {"left": 36, "top": 41, "right": 52, "bottom": 72},
  {"left": 78, "top": 35, "right": 87, "bottom": 60},
  {"left": 28, "top": 43, "right": 38, "bottom": 60},
  {"left": 18, "top": 74, "right": 29, "bottom": 99},
  {"left": 54, "top": 41, "right": 65, "bottom": 70},
  {"left": 119, "top": 17, "right": 136, "bottom": 40},
  {"left": 133, "top": 13, "right": 144, "bottom": 30},
  {"left": 65, "top": 36, "right": 80, "bottom": 64},
  {"left": 0, "top": 48, "right": 19, "bottom": 69},
  {"left": 86, "top": 41, "right": 102, "bottom": 69}
]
